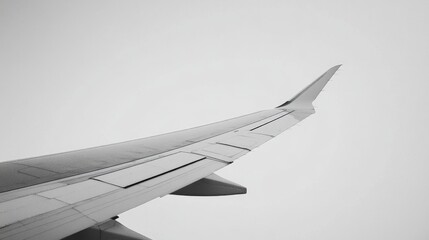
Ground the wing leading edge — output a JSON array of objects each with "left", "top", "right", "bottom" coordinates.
[{"left": 0, "top": 65, "right": 341, "bottom": 240}]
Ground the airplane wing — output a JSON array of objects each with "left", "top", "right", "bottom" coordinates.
[{"left": 0, "top": 65, "right": 341, "bottom": 240}]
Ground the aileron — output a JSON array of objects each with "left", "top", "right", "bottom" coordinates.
[
  {"left": 0, "top": 195, "right": 67, "bottom": 228},
  {"left": 37, "top": 180, "right": 119, "bottom": 204}
]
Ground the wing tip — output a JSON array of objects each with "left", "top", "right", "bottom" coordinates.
[
  {"left": 332, "top": 64, "right": 342, "bottom": 69},
  {"left": 277, "top": 64, "right": 341, "bottom": 110}
]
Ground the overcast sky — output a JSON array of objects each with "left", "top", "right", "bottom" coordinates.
[{"left": 1, "top": 1, "right": 429, "bottom": 239}]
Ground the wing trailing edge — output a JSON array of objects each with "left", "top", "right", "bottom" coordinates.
[{"left": 277, "top": 65, "right": 341, "bottom": 110}]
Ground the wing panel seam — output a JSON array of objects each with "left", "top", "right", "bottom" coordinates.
[{"left": 249, "top": 111, "right": 294, "bottom": 131}]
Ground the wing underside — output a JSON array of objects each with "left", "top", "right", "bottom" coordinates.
[{"left": 0, "top": 65, "right": 340, "bottom": 240}]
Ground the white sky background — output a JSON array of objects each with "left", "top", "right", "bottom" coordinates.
[{"left": 1, "top": 1, "right": 429, "bottom": 239}]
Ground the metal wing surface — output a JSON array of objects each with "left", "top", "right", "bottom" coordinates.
[{"left": 0, "top": 65, "right": 340, "bottom": 240}]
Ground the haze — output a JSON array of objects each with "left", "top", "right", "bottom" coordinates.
[{"left": 1, "top": 1, "right": 428, "bottom": 239}]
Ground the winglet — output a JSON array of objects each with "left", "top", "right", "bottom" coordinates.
[{"left": 277, "top": 65, "right": 341, "bottom": 110}]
